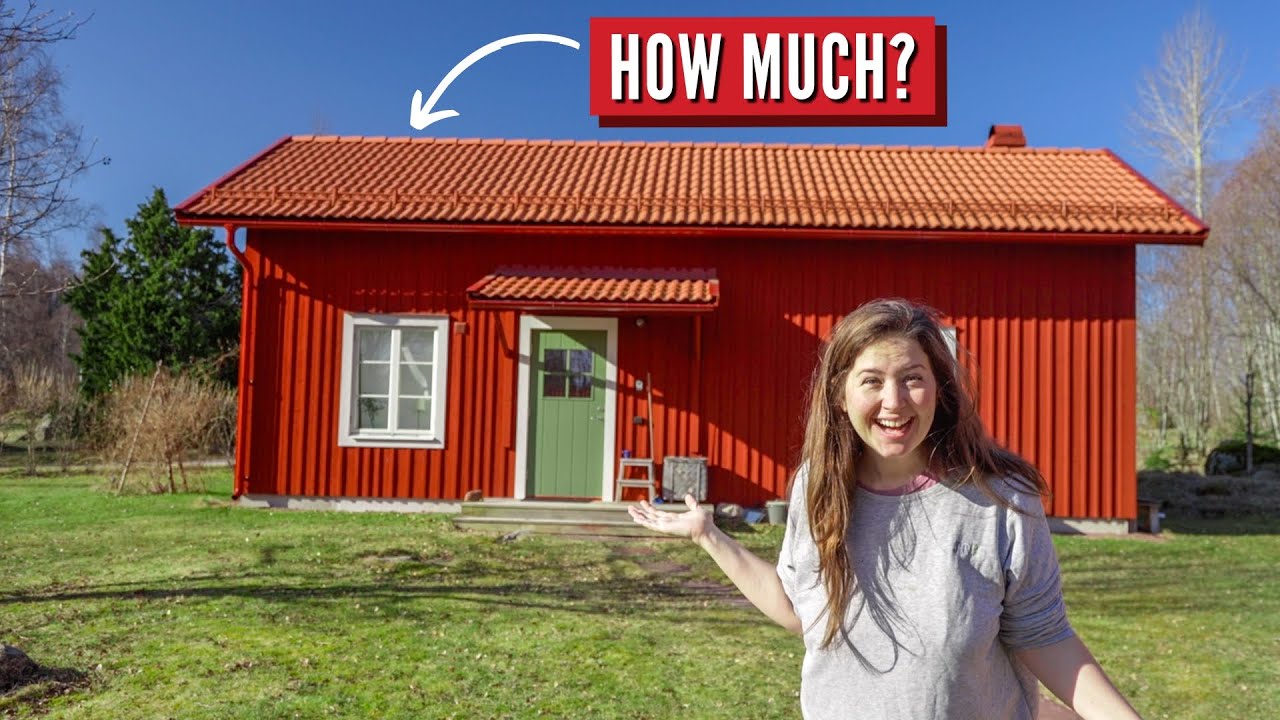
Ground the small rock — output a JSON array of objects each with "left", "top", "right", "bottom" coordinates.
[
  {"left": 463, "top": 489, "right": 484, "bottom": 502},
  {"left": 497, "top": 529, "right": 530, "bottom": 544}
]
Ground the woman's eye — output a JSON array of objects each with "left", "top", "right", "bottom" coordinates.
[
  {"left": 905, "top": 374, "right": 924, "bottom": 384},
  {"left": 861, "top": 377, "right": 880, "bottom": 386}
]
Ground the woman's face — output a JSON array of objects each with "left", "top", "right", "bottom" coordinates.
[{"left": 841, "top": 336, "right": 938, "bottom": 477}]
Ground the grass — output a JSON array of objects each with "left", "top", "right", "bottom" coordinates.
[{"left": 2, "top": 471, "right": 1277, "bottom": 719}]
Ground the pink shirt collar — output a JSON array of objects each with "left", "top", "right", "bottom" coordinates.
[{"left": 858, "top": 471, "right": 939, "bottom": 496}]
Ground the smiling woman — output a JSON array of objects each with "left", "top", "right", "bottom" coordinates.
[
  {"left": 629, "top": 297, "right": 1143, "bottom": 720},
  {"left": 841, "top": 336, "right": 937, "bottom": 491}
]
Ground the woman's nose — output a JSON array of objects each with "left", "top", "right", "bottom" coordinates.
[{"left": 881, "top": 382, "right": 907, "bottom": 409}]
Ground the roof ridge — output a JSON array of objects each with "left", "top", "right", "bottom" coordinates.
[{"left": 282, "top": 134, "right": 1108, "bottom": 154}]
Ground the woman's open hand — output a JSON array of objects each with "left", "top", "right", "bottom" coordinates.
[{"left": 627, "top": 495, "right": 715, "bottom": 543}]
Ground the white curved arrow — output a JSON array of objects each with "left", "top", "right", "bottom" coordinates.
[{"left": 410, "top": 33, "right": 581, "bottom": 130}]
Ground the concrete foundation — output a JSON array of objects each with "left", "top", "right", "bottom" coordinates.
[{"left": 239, "top": 494, "right": 461, "bottom": 514}]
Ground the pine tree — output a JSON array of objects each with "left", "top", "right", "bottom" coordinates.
[{"left": 64, "top": 188, "right": 240, "bottom": 396}]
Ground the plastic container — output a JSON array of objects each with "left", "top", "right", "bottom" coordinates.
[{"left": 766, "top": 500, "right": 789, "bottom": 525}]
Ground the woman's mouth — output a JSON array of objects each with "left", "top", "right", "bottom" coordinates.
[{"left": 874, "top": 417, "right": 914, "bottom": 439}]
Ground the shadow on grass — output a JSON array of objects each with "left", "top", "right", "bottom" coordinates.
[{"left": 0, "top": 566, "right": 756, "bottom": 625}]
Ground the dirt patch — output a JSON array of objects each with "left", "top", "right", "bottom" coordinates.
[
  {"left": 678, "top": 580, "right": 755, "bottom": 609},
  {"left": 635, "top": 559, "right": 691, "bottom": 575},
  {"left": 612, "top": 544, "right": 752, "bottom": 608},
  {"left": 358, "top": 549, "right": 453, "bottom": 565},
  {"left": 610, "top": 544, "right": 656, "bottom": 558}
]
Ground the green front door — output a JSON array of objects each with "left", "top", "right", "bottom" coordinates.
[{"left": 528, "top": 329, "right": 607, "bottom": 498}]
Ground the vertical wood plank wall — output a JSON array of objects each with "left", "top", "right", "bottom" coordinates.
[{"left": 237, "top": 229, "right": 1136, "bottom": 519}]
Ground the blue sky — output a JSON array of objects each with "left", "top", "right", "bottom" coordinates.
[{"left": 47, "top": 0, "right": 1279, "bottom": 256}]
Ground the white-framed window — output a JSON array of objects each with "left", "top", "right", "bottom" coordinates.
[{"left": 338, "top": 313, "right": 449, "bottom": 449}]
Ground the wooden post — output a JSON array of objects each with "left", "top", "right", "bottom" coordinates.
[
  {"left": 115, "top": 362, "right": 163, "bottom": 495},
  {"left": 1245, "top": 357, "right": 1255, "bottom": 474}
]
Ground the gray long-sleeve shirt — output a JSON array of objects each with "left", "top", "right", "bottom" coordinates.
[{"left": 777, "top": 471, "right": 1074, "bottom": 719}]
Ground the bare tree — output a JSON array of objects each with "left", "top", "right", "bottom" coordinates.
[
  {"left": 1133, "top": 6, "right": 1245, "bottom": 218},
  {"left": 0, "top": 244, "right": 78, "bottom": 374},
  {"left": 1132, "top": 7, "right": 1248, "bottom": 467},
  {"left": 1211, "top": 100, "right": 1280, "bottom": 446},
  {"left": 0, "top": 1, "right": 102, "bottom": 374}
]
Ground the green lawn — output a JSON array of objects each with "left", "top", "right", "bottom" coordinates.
[{"left": 1, "top": 472, "right": 1276, "bottom": 719}]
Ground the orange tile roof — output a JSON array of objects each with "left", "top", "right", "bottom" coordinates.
[
  {"left": 175, "top": 135, "right": 1207, "bottom": 240},
  {"left": 467, "top": 267, "right": 718, "bottom": 312}
]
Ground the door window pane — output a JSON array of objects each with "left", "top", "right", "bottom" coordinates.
[
  {"left": 544, "top": 349, "right": 567, "bottom": 373},
  {"left": 569, "top": 374, "right": 593, "bottom": 398},
  {"left": 397, "top": 398, "right": 432, "bottom": 431},
  {"left": 569, "top": 349, "right": 593, "bottom": 374},
  {"left": 543, "top": 374, "right": 566, "bottom": 397}
]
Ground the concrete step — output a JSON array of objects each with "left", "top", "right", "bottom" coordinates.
[
  {"left": 452, "top": 515, "right": 675, "bottom": 538},
  {"left": 458, "top": 500, "right": 709, "bottom": 523}
]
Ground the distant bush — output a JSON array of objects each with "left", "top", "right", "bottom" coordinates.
[
  {"left": 1142, "top": 446, "right": 1175, "bottom": 472},
  {"left": 205, "top": 388, "right": 237, "bottom": 462},
  {"left": 1138, "top": 470, "right": 1280, "bottom": 518},
  {"left": 4, "top": 364, "right": 77, "bottom": 475},
  {"left": 101, "top": 368, "right": 233, "bottom": 493}
]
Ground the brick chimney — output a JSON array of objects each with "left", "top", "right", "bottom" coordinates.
[{"left": 985, "top": 124, "right": 1026, "bottom": 148}]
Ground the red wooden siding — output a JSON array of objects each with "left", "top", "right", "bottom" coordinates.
[{"left": 235, "top": 228, "right": 1135, "bottom": 519}]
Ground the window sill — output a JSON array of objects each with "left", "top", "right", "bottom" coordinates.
[{"left": 337, "top": 434, "right": 445, "bottom": 450}]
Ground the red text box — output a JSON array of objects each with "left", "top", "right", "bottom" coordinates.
[{"left": 589, "top": 17, "right": 946, "bottom": 127}]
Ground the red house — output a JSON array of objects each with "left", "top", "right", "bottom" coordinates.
[{"left": 174, "top": 126, "right": 1205, "bottom": 528}]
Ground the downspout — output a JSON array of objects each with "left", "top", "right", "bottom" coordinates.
[
  {"left": 692, "top": 315, "right": 703, "bottom": 457},
  {"left": 225, "top": 224, "right": 252, "bottom": 499}
]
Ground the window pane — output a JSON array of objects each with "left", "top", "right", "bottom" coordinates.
[
  {"left": 401, "top": 329, "right": 435, "bottom": 363},
  {"left": 357, "top": 397, "right": 388, "bottom": 430},
  {"left": 359, "top": 328, "right": 391, "bottom": 362},
  {"left": 544, "top": 349, "right": 566, "bottom": 373},
  {"left": 569, "top": 374, "right": 593, "bottom": 398},
  {"left": 359, "top": 363, "right": 390, "bottom": 395},
  {"left": 397, "top": 397, "right": 432, "bottom": 431},
  {"left": 399, "top": 364, "right": 433, "bottom": 398},
  {"left": 543, "top": 374, "right": 566, "bottom": 397},
  {"left": 569, "top": 349, "right": 593, "bottom": 374}
]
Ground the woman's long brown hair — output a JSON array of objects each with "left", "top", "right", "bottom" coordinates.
[{"left": 799, "top": 298, "right": 1047, "bottom": 650}]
